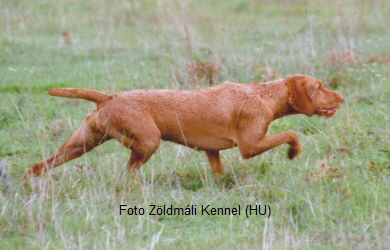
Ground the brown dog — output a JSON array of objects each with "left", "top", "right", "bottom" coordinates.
[{"left": 25, "top": 74, "right": 344, "bottom": 179}]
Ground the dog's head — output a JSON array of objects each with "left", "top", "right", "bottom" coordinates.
[{"left": 286, "top": 74, "right": 344, "bottom": 118}]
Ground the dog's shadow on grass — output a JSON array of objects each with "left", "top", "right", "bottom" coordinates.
[
  {"left": 162, "top": 163, "right": 271, "bottom": 191},
  {"left": 151, "top": 171, "right": 232, "bottom": 191}
]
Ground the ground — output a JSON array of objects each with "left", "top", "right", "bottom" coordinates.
[{"left": 1, "top": 0, "right": 390, "bottom": 248}]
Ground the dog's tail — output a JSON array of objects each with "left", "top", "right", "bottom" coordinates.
[{"left": 47, "top": 88, "right": 112, "bottom": 105}]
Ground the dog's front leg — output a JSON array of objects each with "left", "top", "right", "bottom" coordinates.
[
  {"left": 237, "top": 130, "right": 301, "bottom": 160},
  {"left": 205, "top": 150, "right": 224, "bottom": 178}
]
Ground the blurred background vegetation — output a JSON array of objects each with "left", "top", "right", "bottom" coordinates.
[{"left": 1, "top": 0, "right": 390, "bottom": 248}]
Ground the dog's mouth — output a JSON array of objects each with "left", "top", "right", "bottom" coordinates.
[{"left": 316, "top": 108, "right": 337, "bottom": 118}]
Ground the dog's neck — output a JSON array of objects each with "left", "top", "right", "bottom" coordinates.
[{"left": 251, "top": 81, "right": 294, "bottom": 119}]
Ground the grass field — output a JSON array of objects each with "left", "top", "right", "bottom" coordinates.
[{"left": 1, "top": 0, "right": 390, "bottom": 248}]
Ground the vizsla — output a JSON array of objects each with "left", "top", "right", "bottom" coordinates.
[{"left": 25, "top": 74, "right": 344, "bottom": 179}]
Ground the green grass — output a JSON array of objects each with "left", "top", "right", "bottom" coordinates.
[{"left": 1, "top": 0, "right": 390, "bottom": 248}]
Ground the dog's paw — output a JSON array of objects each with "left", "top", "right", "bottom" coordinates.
[
  {"left": 288, "top": 142, "right": 301, "bottom": 159},
  {"left": 23, "top": 164, "right": 42, "bottom": 180},
  {"left": 287, "top": 131, "right": 301, "bottom": 159}
]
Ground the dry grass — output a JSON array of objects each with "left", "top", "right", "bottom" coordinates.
[
  {"left": 60, "top": 31, "right": 72, "bottom": 46},
  {"left": 251, "top": 64, "right": 280, "bottom": 82},
  {"left": 1, "top": 0, "right": 390, "bottom": 248},
  {"left": 367, "top": 53, "right": 390, "bottom": 64},
  {"left": 325, "top": 50, "right": 358, "bottom": 69},
  {"left": 176, "top": 61, "right": 219, "bottom": 86}
]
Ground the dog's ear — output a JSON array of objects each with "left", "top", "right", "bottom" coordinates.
[{"left": 287, "top": 75, "right": 315, "bottom": 116}]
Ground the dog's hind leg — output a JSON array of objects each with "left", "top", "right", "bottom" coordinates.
[
  {"left": 110, "top": 118, "right": 161, "bottom": 178},
  {"left": 125, "top": 133, "right": 161, "bottom": 177},
  {"left": 25, "top": 121, "right": 109, "bottom": 178}
]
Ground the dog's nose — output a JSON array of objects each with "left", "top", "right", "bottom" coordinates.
[{"left": 339, "top": 95, "right": 345, "bottom": 103}]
